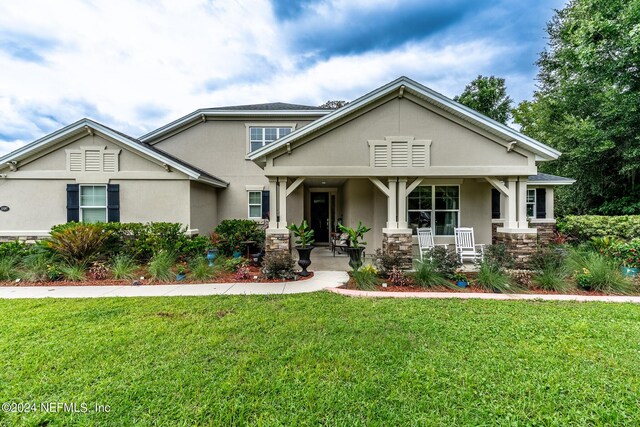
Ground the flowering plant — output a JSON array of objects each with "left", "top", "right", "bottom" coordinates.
[
  {"left": 606, "top": 240, "right": 640, "bottom": 268},
  {"left": 575, "top": 268, "right": 592, "bottom": 289}
]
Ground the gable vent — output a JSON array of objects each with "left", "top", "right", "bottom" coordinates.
[
  {"left": 412, "top": 145, "right": 426, "bottom": 167},
  {"left": 66, "top": 147, "right": 121, "bottom": 173},
  {"left": 373, "top": 145, "right": 388, "bottom": 167},
  {"left": 391, "top": 142, "right": 409, "bottom": 167},
  {"left": 103, "top": 152, "right": 117, "bottom": 172},
  {"left": 85, "top": 150, "right": 101, "bottom": 171},
  {"left": 69, "top": 152, "right": 82, "bottom": 172}
]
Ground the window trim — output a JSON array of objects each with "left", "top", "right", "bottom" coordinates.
[
  {"left": 247, "top": 190, "right": 263, "bottom": 219},
  {"left": 407, "top": 184, "right": 460, "bottom": 236},
  {"left": 79, "top": 184, "right": 108, "bottom": 223},
  {"left": 245, "top": 123, "right": 297, "bottom": 155}
]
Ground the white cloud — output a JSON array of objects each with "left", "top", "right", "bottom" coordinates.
[{"left": 0, "top": 0, "right": 540, "bottom": 157}]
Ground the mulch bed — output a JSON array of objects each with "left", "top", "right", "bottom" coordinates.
[{"left": 0, "top": 265, "right": 314, "bottom": 287}]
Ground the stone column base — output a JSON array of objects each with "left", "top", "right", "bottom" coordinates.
[
  {"left": 530, "top": 220, "right": 557, "bottom": 245},
  {"left": 495, "top": 231, "right": 537, "bottom": 269},
  {"left": 382, "top": 229, "right": 413, "bottom": 270},
  {"left": 265, "top": 229, "right": 290, "bottom": 256}
]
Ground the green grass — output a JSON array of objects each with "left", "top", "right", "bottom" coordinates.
[{"left": 2, "top": 293, "right": 640, "bottom": 426}]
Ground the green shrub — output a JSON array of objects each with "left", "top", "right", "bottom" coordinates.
[
  {"left": 60, "top": 264, "right": 87, "bottom": 281},
  {"left": 261, "top": 252, "right": 295, "bottom": 280},
  {"left": 45, "top": 224, "right": 111, "bottom": 264},
  {"left": 102, "top": 222, "right": 190, "bottom": 262},
  {"left": 606, "top": 239, "right": 640, "bottom": 268},
  {"left": 568, "top": 250, "right": 635, "bottom": 294},
  {"left": 529, "top": 247, "right": 567, "bottom": 271},
  {"left": 476, "top": 262, "right": 519, "bottom": 293},
  {"left": 413, "top": 260, "right": 450, "bottom": 288},
  {"left": 0, "top": 240, "right": 35, "bottom": 260},
  {"left": 190, "top": 257, "right": 215, "bottom": 281},
  {"left": 484, "top": 243, "right": 515, "bottom": 270},
  {"left": 533, "top": 267, "right": 571, "bottom": 292},
  {"left": 220, "top": 257, "right": 246, "bottom": 272},
  {"left": 181, "top": 236, "right": 214, "bottom": 259},
  {"left": 558, "top": 215, "right": 640, "bottom": 242},
  {"left": 0, "top": 256, "right": 19, "bottom": 281},
  {"left": 373, "top": 248, "right": 403, "bottom": 277},
  {"left": 20, "top": 250, "right": 57, "bottom": 282},
  {"left": 529, "top": 247, "right": 570, "bottom": 292},
  {"left": 350, "top": 269, "right": 378, "bottom": 290},
  {"left": 148, "top": 250, "right": 176, "bottom": 282},
  {"left": 422, "top": 246, "right": 462, "bottom": 279},
  {"left": 214, "top": 219, "right": 265, "bottom": 256},
  {"left": 111, "top": 254, "right": 138, "bottom": 280}
]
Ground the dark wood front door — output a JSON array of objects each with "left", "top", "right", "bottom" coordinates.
[{"left": 310, "top": 192, "right": 330, "bottom": 243}]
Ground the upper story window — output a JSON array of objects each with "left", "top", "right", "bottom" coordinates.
[{"left": 248, "top": 126, "right": 293, "bottom": 152}]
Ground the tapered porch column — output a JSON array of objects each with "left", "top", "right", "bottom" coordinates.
[
  {"left": 504, "top": 177, "right": 518, "bottom": 229},
  {"left": 387, "top": 177, "right": 398, "bottom": 229},
  {"left": 397, "top": 177, "right": 408, "bottom": 228},
  {"left": 268, "top": 178, "right": 278, "bottom": 229},
  {"left": 516, "top": 176, "right": 529, "bottom": 228},
  {"left": 278, "top": 177, "right": 287, "bottom": 228}
]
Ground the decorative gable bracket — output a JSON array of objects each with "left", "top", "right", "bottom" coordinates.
[{"left": 367, "top": 137, "right": 432, "bottom": 168}]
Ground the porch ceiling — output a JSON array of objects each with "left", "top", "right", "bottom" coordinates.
[{"left": 303, "top": 177, "right": 347, "bottom": 187}]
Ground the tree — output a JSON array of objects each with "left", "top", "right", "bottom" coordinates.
[
  {"left": 318, "top": 100, "right": 348, "bottom": 109},
  {"left": 453, "top": 75, "right": 512, "bottom": 124},
  {"left": 513, "top": 0, "right": 640, "bottom": 215}
]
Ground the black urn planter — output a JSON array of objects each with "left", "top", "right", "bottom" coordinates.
[
  {"left": 346, "top": 247, "right": 365, "bottom": 271},
  {"left": 295, "top": 246, "right": 314, "bottom": 277}
]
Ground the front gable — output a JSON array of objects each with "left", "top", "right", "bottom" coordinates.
[{"left": 267, "top": 97, "right": 534, "bottom": 177}]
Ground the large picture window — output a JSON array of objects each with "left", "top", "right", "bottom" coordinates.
[
  {"left": 407, "top": 185, "right": 459, "bottom": 235},
  {"left": 249, "top": 127, "right": 292, "bottom": 151},
  {"left": 80, "top": 185, "right": 107, "bottom": 223}
]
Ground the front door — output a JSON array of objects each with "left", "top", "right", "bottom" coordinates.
[{"left": 310, "top": 192, "right": 330, "bottom": 243}]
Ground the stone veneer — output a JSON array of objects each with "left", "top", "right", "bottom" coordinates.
[
  {"left": 0, "top": 236, "right": 40, "bottom": 244},
  {"left": 382, "top": 230, "right": 413, "bottom": 270},
  {"left": 492, "top": 221, "right": 557, "bottom": 246},
  {"left": 494, "top": 231, "right": 538, "bottom": 269},
  {"left": 265, "top": 229, "right": 290, "bottom": 255}
]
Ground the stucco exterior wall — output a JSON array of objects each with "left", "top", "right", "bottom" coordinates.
[
  {"left": 189, "top": 181, "right": 218, "bottom": 233},
  {"left": 0, "top": 179, "right": 71, "bottom": 231},
  {"left": 115, "top": 179, "right": 191, "bottom": 225}
]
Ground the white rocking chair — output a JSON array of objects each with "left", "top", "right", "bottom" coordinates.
[
  {"left": 417, "top": 228, "right": 448, "bottom": 261},
  {"left": 454, "top": 227, "right": 485, "bottom": 263}
]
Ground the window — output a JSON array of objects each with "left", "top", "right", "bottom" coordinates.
[
  {"left": 526, "top": 189, "right": 536, "bottom": 218},
  {"left": 407, "top": 185, "right": 459, "bottom": 235},
  {"left": 248, "top": 191, "right": 262, "bottom": 219},
  {"left": 249, "top": 127, "right": 292, "bottom": 151},
  {"left": 80, "top": 185, "right": 107, "bottom": 223}
]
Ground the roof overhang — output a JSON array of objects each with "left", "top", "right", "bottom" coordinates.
[
  {"left": 0, "top": 118, "right": 228, "bottom": 188},
  {"left": 247, "top": 76, "right": 562, "bottom": 162}
]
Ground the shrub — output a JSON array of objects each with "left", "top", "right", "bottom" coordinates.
[
  {"left": 568, "top": 250, "right": 635, "bottom": 294},
  {"left": 220, "top": 257, "right": 246, "bottom": 272},
  {"left": 46, "top": 224, "right": 111, "bottom": 264},
  {"left": 148, "top": 250, "right": 176, "bottom": 282},
  {"left": 529, "top": 248, "right": 567, "bottom": 272},
  {"left": 190, "top": 257, "right": 215, "bottom": 281},
  {"left": 558, "top": 215, "right": 640, "bottom": 242},
  {"left": 0, "top": 240, "right": 35, "bottom": 260},
  {"left": 350, "top": 269, "right": 378, "bottom": 290},
  {"left": 235, "top": 264, "right": 251, "bottom": 280},
  {"left": 101, "top": 222, "right": 190, "bottom": 262},
  {"left": 111, "top": 254, "right": 138, "bottom": 280},
  {"left": 180, "top": 235, "right": 214, "bottom": 260},
  {"left": 387, "top": 266, "right": 410, "bottom": 287},
  {"left": 484, "top": 243, "right": 515, "bottom": 270},
  {"left": 20, "top": 250, "right": 57, "bottom": 282},
  {"left": 87, "top": 262, "right": 110, "bottom": 280},
  {"left": 262, "top": 252, "right": 295, "bottom": 280},
  {"left": 214, "top": 220, "right": 266, "bottom": 256},
  {"left": 413, "top": 260, "right": 450, "bottom": 288},
  {"left": 606, "top": 239, "right": 640, "bottom": 268},
  {"left": 476, "top": 262, "right": 519, "bottom": 293},
  {"left": 422, "top": 246, "right": 462, "bottom": 279},
  {"left": 533, "top": 268, "right": 570, "bottom": 292},
  {"left": 60, "top": 264, "right": 86, "bottom": 281},
  {"left": 373, "top": 248, "right": 402, "bottom": 277},
  {"left": 528, "top": 247, "right": 570, "bottom": 292},
  {"left": 0, "top": 256, "right": 19, "bottom": 281}
]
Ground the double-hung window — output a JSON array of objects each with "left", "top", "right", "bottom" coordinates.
[
  {"left": 407, "top": 185, "right": 459, "bottom": 235},
  {"left": 80, "top": 185, "right": 107, "bottom": 223},
  {"left": 249, "top": 127, "right": 292, "bottom": 152},
  {"left": 248, "top": 191, "right": 263, "bottom": 219},
  {"left": 526, "top": 189, "right": 536, "bottom": 218}
]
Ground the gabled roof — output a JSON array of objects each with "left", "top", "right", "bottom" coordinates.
[
  {"left": 0, "top": 118, "right": 228, "bottom": 187},
  {"left": 247, "top": 76, "right": 562, "bottom": 161},
  {"left": 139, "top": 103, "right": 331, "bottom": 143},
  {"left": 527, "top": 172, "right": 575, "bottom": 185}
]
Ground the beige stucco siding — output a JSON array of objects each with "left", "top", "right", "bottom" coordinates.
[
  {"left": 0, "top": 179, "right": 71, "bottom": 231},
  {"left": 271, "top": 98, "right": 530, "bottom": 174},
  {"left": 115, "top": 179, "right": 191, "bottom": 225},
  {"left": 189, "top": 181, "right": 217, "bottom": 233}
]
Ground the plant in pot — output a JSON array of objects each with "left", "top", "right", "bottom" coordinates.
[
  {"left": 287, "top": 220, "right": 315, "bottom": 276},
  {"left": 207, "top": 232, "right": 222, "bottom": 266},
  {"left": 452, "top": 271, "right": 469, "bottom": 288},
  {"left": 176, "top": 263, "right": 187, "bottom": 281},
  {"left": 338, "top": 221, "right": 371, "bottom": 271}
]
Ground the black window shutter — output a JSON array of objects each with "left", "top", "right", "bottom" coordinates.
[
  {"left": 107, "top": 184, "right": 120, "bottom": 222},
  {"left": 491, "top": 189, "right": 501, "bottom": 219},
  {"left": 66, "top": 184, "right": 80, "bottom": 222},
  {"left": 261, "top": 190, "right": 270, "bottom": 220},
  {"left": 536, "top": 188, "right": 546, "bottom": 219}
]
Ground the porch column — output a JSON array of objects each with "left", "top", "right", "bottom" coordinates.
[
  {"left": 387, "top": 177, "right": 397, "bottom": 229},
  {"left": 268, "top": 178, "right": 278, "bottom": 229},
  {"left": 397, "top": 177, "right": 408, "bottom": 228},
  {"left": 278, "top": 177, "right": 287, "bottom": 228},
  {"left": 516, "top": 176, "right": 528, "bottom": 228},
  {"left": 265, "top": 176, "right": 291, "bottom": 256},
  {"left": 504, "top": 177, "right": 518, "bottom": 229}
]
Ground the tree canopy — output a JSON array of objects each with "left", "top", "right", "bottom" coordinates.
[
  {"left": 513, "top": 0, "right": 640, "bottom": 215},
  {"left": 453, "top": 75, "right": 512, "bottom": 124},
  {"left": 318, "top": 100, "right": 348, "bottom": 109}
]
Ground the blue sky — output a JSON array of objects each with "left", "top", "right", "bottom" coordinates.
[{"left": 0, "top": 0, "right": 566, "bottom": 156}]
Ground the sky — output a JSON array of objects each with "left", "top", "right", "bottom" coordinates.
[{"left": 0, "top": 0, "right": 566, "bottom": 157}]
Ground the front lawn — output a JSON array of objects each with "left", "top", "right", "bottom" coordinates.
[{"left": 1, "top": 293, "right": 640, "bottom": 426}]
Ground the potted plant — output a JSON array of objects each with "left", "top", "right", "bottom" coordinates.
[
  {"left": 287, "top": 220, "right": 315, "bottom": 276},
  {"left": 176, "top": 264, "right": 187, "bottom": 281},
  {"left": 207, "top": 232, "right": 221, "bottom": 266},
  {"left": 452, "top": 271, "right": 469, "bottom": 288},
  {"left": 338, "top": 221, "right": 371, "bottom": 271}
]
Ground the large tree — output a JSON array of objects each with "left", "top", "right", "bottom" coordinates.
[
  {"left": 513, "top": 0, "right": 640, "bottom": 215},
  {"left": 454, "top": 75, "right": 512, "bottom": 124}
]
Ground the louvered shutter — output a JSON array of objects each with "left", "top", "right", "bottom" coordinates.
[
  {"left": 412, "top": 144, "right": 426, "bottom": 167},
  {"left": 373, "top": 145, "right": 387, "bottom": 167},
  {"left": 85, "top": 150, "right": 101, "bottom": 171},
  {"left": 261, "top": 191, "right": 270, "bottom": 220},
  {"left": 535, "top": 188, "right": 546, "bottom": 219},
  {"left": 390, "top": 142, "right": 408, "bottom": 167},
  {"left": 107, "top": 184, "right": 120, "bottom": 222},
  {"left": 66, "top": 184, "right": 80, "bottom": 222}
]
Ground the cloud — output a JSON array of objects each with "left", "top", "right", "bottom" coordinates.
[{"left": 0, "top": 0, "right": 565, "bottom": 157}]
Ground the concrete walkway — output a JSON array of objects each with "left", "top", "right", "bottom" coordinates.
[
  {"left": 0, "top": 271, "right": 349, "bottom": 299},
  {"left": 329, "top": 287, "right": 640, "bottom": 303}
]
